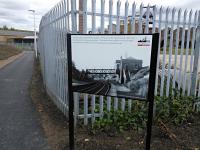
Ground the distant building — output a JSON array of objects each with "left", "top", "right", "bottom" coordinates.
[
  {"left": 107, "top": 24, "right": 117, "bottom": 34},
  {"left": 115, "top": 57, "right": 142, "bottom": 84},
  {"left": 0, "top": 30, "right": 33, "bottom": 42},
  {"left": 116, "top": 57, "right": 143, "bottom": 74},
  {"left": 0, "top": 29, "right": 38, "bottom": 50}
]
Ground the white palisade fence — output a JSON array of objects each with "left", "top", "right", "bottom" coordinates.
[{"left": 38, "top": 0, "right": 200, "bottom": 125}]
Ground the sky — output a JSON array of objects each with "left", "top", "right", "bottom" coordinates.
[
  {"left": 0, "top": 0, "right": 199, "bottom": 31},
  {"left": 0, "top": 0, "right": 58, "bottom": 31}
]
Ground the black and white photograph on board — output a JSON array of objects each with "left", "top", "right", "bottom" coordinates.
[{"left": 71, "top": 35, "right": 153, "bottom": 99}]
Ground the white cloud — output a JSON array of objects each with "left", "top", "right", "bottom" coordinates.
[{"left": 0, "top": 0, "right": 59, "bottom": 31}]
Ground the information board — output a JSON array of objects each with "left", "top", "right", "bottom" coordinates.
[
  {"left": 69, "top": 34, "right": 156, "bottom": 100},
  {"left": 67, "top": 34, "right": 159, "bottom": 150}
]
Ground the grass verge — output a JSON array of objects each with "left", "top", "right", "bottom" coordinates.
[{"left": 0, "top": 44, "right": 22, "bottom": 60}]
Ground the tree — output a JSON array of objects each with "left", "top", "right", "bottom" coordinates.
[{"left": 3, "top": 25, "right": 8, "bottom": 30}]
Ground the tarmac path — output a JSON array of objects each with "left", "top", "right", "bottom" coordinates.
[{"left": 0, "top": 51, "right": 50, "bottom": 150}]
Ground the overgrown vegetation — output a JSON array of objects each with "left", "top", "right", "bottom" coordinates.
[
  {"left": 92, "top": 90, "right": 198, "bottom": 134},
  {"left": 93, "top": 106, "right": 147, "bottom": 133},
  {"left": 154, "top": 95, "right": 194, "bottom": 125}
]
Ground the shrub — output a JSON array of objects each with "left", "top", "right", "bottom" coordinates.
[
  {"left": 154, "top": 94, "right": 194, "bottom": 125},
  {"left": 92, "top": 92, "right": 196, "bottom": 133},
  {"left": 93, "top": 101, "right": 148, "bottom": 132}
]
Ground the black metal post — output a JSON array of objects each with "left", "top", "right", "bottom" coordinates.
[
  {"left": 145, "top": 33, "right": 159, "bottom": 150},
  {"left": 67, "top": 34, "right": 74, "bottom": 150}
]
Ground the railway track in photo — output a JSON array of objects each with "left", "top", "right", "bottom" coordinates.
[{"left": 73, "top": 81, "right": 111, "bottom": 95}]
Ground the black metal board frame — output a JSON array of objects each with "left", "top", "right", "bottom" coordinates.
[{"left": 67, "top": 33, "right": 159, "bottom": 150}]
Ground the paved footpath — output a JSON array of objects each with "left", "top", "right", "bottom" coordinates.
[{"left": 0, "top": 51, "right": 50, "bottom": 150}]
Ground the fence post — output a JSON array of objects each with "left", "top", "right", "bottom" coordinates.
[
  {"left": 91, "top": 95, "right": 96, "bottom": 124},
  {"left": 84, "top": 94, "right": 88, "bottom": 125},
  {"left": 100, "top": 0, "right": 105, "bottom": 34},
  {"left": 191, "top": 14, "right": 200, "bottom": 96},
  {"left": 92, "top": 0, "right": 96, "bottom": 33},
  {"left": 108, "top": 0, "right": 113, "bottom": 34},
  {"left": 187, "top": 11, "right": 198, "bottom": 96},
  {"left": 83, "top": 0, "right": 87, "bottom": 34},
  {"left": 99, "top": 96, "right": 104, "bottom": 118},
  {"left": 71, "top": 0, "right": 77, "bottom": 33},
  {"left": 124, "top": 1, "right": 129, "bottom": 34},
  {"left": 74, "top": 92, "right": 79, "bottom": 127}
]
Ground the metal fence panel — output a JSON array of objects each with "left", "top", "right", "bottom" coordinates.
[{"left": 38, "top": 0, "right": 200, "bottom": 125}]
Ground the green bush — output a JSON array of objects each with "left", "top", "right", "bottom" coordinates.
[
  {"left": 154, "top": 94, "right": 194, "bottom": 125},
  {"left": 93, "top": 101, "right": 148, "bottom": 132},
  {"left": 92, "top": 92, "right": 196, "bottom": 133}
]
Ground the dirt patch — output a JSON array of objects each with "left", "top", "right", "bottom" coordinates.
[
  {"left": 0, "top": 44, "right": 24, "bottom": 69},
  {"left": 31, "top": 59, "right": 200, "bottom": 150},
  {"left": 0, "top": 44, "right": 22, "bottom": 60},
  {"left": 30, "top": 59, "right": 69, "bottom": 150},
  {"left": 151, "top": 117, "right": 200, "bottom": 150},
  {"left": 75, "top": 127, "right": 145, "bottom": 150},
  {"left": 0, "top": 52, "right": 24, "bottom": 69}
]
